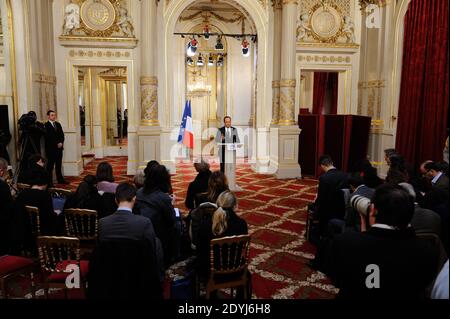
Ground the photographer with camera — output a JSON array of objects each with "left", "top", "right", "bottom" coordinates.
[
  {"left": 327, "top": 184, "right": 440, "bottom": 299},
  {"left": 44, "top": 110, "right": 67, "bottom": 185},
  {"left": 0, "top": 128, "right": 12, "bottom": 164}
]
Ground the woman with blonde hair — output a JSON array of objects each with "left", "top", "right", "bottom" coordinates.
[{"left": 196, "top": 191, "right": 248, "bottom": 278}]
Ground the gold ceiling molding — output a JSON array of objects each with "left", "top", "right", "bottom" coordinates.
[
  {"left": 298, "top": 55, "right": 351, "bottom": 64},
  {"left": 271, "top": 0, "right": 283, "bottom": 9},
  {"left": 61, "top": 0, "right": 136, "bottom": 39},
  {"left": 99, "top": 67, "right": 127, "bottom": 77},
  {"left": 68, "top": 49, "right": 131, "bottom": 58},
  {"left": 272, "top": 80, "right": 281, "bottom": 88},
  {"left": 282, "top": 0, "right": 298, "bottom": 5},
  {"left": 179, "top": 10, "right": 244, "bottom": 24}
]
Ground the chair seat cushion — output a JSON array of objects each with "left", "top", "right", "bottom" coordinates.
[
  {"left": 0, "top": 255, "right": 35, "bottom": 275},
  {"left": 46, "top": 260, "right": 89, "bottom": 283}
]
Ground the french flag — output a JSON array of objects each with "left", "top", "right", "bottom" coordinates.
[{"left": 177, "top": 100, "right": 194, "bottom": 149}]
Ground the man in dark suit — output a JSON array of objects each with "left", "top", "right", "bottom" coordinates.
[
  {"left": 44, "top": 110, "right": 66, "bottom": 185},
  {"left": 99, "top": 182, "right": 164, "bottom": 280},
  {"left": 425, "top": 161, "right": 449, "bottom": 192},
  {"left": 314, "top": 155, "right": 348, "bottom": 235},
  {"left": 326, "top": 184, "right": 440, "bottom": 299},
  {"left": 215, "top": 116, "right": 240, "bottom": 173}
]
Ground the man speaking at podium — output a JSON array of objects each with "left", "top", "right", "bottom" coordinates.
[{"left": 215, "top": 116, "right": 240, "bottom": 173}]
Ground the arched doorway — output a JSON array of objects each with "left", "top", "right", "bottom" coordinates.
[{"left": 160, "top": 0, "right": 271, "bottom": 173}]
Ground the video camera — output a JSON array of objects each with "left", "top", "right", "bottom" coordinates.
[{"left": 18, "top": 111, "right": 38, "bottom": 132}]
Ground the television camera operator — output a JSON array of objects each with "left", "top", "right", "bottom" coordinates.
[{"left": 17, "top": 111, "right": 46, "bottom": 181}]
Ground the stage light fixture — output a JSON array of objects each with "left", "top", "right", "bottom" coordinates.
[
  {"left": 208, "top": 55, "right": 214, "bottom": 66},
  {"left": 241, "top": 39, "right": 250, "bottom": 57},
  {"left": 217, "top": 54, "right": 224, "bottom": 66},
  {"left": 203, "top": 25, "right": 210, "bottom": 40},
  {"left": 187, "top": 38, "right": 198, "bottom": 57},
  {"left": 197, "top": 54, "right": 204, "bottom": 66},
  {"left": 186, "top": 56, "right": 194, "bottom": 66},
  {"left": 215, "top": 36, "right": 224, "bottom": 51}
]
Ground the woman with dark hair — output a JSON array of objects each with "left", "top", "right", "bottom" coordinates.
[
  {"left": 16, "top": 169, "right": 62, "bottom": 235},
  {"left": 96, "top": 161, "right": 118, "bottom": 193},
  {"left": 64, "top": 174, "right": 103, "bottom": 214},
  {"left": 196, "top": 171, "right": 229, "bottom": 206},
  {"left": 185, "top": 161, "right": 212, "bottom": 210},
  {"left": 135, "top": 164, "right": 178, "bottom": 267}
]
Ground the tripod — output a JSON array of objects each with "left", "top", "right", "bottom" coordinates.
[{"left": 12, "top": 132, "right": 40, "bottom": 184}]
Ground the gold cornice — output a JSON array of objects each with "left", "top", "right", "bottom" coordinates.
[
  {"left": 371, "top": 119, "right": 384, "bottom": 126},
  {"left": 33, "top": 73, "right": 57, "bottom": 85},
  {"left": 282, "top": 0, "right": 298, "bottom": 5},
  {"left": 140, "top": 76, "right": 158, "bottom": 86},
  {"left": 297, "top": 42, "right": 360, "bottom": 49},
  {"left": 279, "top": 79, "right": 296, "bottom": 87},
  {"left": 359, "top": 0, "right": 388, "bottom": 10},
  {"left": 358, "top": 80, "right": 386, "bottom": 89},
  {"left": 272, "top": 80, "right": 280, "bottom": 88}
]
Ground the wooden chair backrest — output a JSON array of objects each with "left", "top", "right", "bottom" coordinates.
[
  {"left": 64, "top": 208, "right": 98, "bottom": 240},
  {"left": 209, "top": 235, "right": 251, "bottom": 275},
  {"left": 37, "top": 236, "right": 80, "bottom": 274}
]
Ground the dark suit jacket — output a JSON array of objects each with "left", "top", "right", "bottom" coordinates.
[
  {"left": 44, "top": 121, "right": 65, "bottom": 157},
  {"left": 433, "top": 173, "right": 449, "bottom": 192},
  {"left": 185, "top": 170, "right": 212, "bottom": 210},
  {"left": 327, "top": 227, "right": 439, "bottom": 299},
  {"left": 315, "top": 168, "right": 348, "bottom": 222},
  {"left": 215, "top": 126, "right": 240, "bottom": 163},
  {"left": 99, "top": 209, "right": 164, "bottom": 279},
  {"left": 134, "top": 189, "right": 177, "bottom": 267},
  {"left": 16, "top": 188, "right": 59, "bottom": 235},
  {"left": 411, "top": 204, "right": 442, "bottom": 237}
]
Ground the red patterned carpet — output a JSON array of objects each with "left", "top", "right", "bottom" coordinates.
[{"left": 8, "top": 156, "right": 337, "bottom": 299}]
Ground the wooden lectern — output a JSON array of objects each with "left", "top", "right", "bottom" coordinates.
[{"left": 218, "top": 143, "right": 243, "bottom": 191}]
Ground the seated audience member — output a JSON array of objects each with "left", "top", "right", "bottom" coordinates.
[
  {"left": 133, "top": 171, "right": 145, "bottom": 190},
  {"left": 312, "top": 155, "right": 348, "bottom": 236},
  {"left": 327, "top": 184, "right": 440, "bottom": 299},
  {"left": 185, "top": 160, "right": 212, "bottom": 210},
  {"left": 98, "top": 182, "right": 164, "bottom": 281},
  {"left": 18, "top": 154, "right": 49, "bottom": 186},
  {"left": 135, "top": 164, "right": 178, "bottom": 268},
  {"left": 64, "top": 174, "right": 103, "bottom": 215},
  {"left": 343, "top": 172, "right": 375, "bottom": 233},
  {"left": 362, "top": 166, "right": 383, "bottom": 189},
  {"left": 388, "top": 153, "right": 414, "bottom": 182},
  {"left": 96, "top": 161, "right": 118, "bottom": 194},
  {"left": 424, "top": 161, "right": 449, "bottom": 192},
  {"left": 196, "top": 191, "right": 248, "bottom": 278},
  {"left": 432, "top": 260, "right": 449, "bottom": 299},
  {"left": 384, "top": 148, "right": 397, "bottom": 166},
  {"left": 385, "top": 167, "right": 408, "bottom": 185},
  {"left": 196, "top": 171, "right": 229, "bottom": 206},
  {"left": 0, "top": 157, "right": 13, "bottom": 254},
  {"left": 423, "top": 189, "right": 449, "bottom": 256},
  {"left": 398, "top": 183, "right": 441, "bottom": 237},
  {"left": 16, "top": 169, "right": 62, "bottom": 235}
]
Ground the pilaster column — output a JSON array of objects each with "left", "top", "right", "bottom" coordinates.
[
  {"left": 278, "top": 0, "right": 298, "bottom": 126},
  {"left": 271, "top": 0, "right": 282, "bottom": 125},
  {"left": 271, "top": 0, "right": 301, "bottom": 178},
  {"left": 140, "top": 0, "right": 159, "bottom": 126}
]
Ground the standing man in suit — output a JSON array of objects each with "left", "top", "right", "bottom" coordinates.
[
  {"left": 45, "top": 110, "right": 66, "bottom": 185},
  {"left": 215, "top": 116, "right": 240, "bottom": 173}
]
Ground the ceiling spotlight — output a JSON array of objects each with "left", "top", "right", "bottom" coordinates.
[
  {"left": 208, "top": 55, "right": 214, "bottom": 66},
  {"left": 217, "top": 54, "right": 224, "bottom": 67},
  {"left": 203, "top": 24, "right": 210, "bottom": 40},
  {"left": 187, "top": 38, "right": 198, "bottom": 57},
  {"left": 197, "top": 54, "right": 204, "bottom": 66},
  {"left": 215, "top": 35, "right": 224, "bottom": 51},
  {"left": 241, "top": 39, "right": 250, "bottom": 57},
  {"left": 186, "top": 56, "right": 194, "bottom": 66}
]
